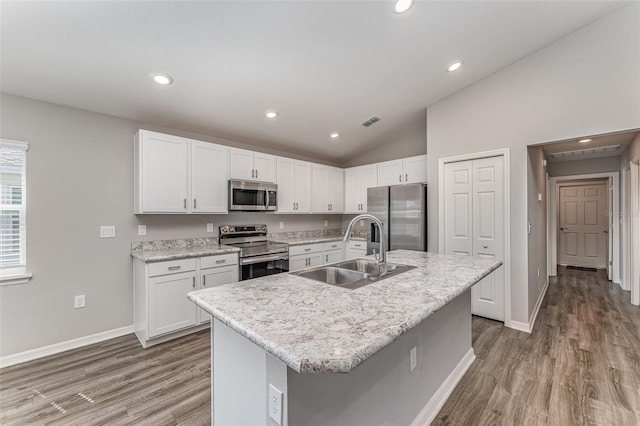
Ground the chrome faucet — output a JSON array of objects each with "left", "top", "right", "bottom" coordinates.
[{"left": 343, "top": 214, "right": 386, "bottom": 277}]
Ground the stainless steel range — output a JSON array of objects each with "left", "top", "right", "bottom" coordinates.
[{"left": 219, "top": 224, "right": 289, "bottom": 281}]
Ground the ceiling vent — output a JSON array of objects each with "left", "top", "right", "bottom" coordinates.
[{"left": 361, "top": 116, "right": 381, "bottom": 127}]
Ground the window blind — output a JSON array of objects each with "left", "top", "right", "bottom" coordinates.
[{"left": 1, "top": 140, "right": 28, "bottom": 270}]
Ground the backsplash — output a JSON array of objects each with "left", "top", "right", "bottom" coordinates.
[{"left": 131, "top": 228, "right": 367, "bottom": 252}]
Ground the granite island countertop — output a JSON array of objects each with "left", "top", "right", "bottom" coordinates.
[{"left": 188, "top": 250, "right": 501, "bottom": 374}]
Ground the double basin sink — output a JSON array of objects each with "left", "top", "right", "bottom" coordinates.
[{"left": 293, "top": 258, "right": 416, "bottom": 290}]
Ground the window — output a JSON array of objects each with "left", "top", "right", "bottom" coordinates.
[{"left": 1, "top": 139, "right": 30, "bottom": 285}]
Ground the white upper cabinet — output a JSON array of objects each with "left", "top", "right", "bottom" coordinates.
[
  {"left": 403, "top": 155, "right": 428, "bottom": 184},
  {"left": 276, "top": 157, "right": 312, "bottom": 213},
  {"left": 191, "top": 140, "right": 229, "bottom": 213},
  {"left": 229, "top": 148, "right": 276, "bottom": 183},
  {"left": 135, "top": 130, "right": 229, "bottom": 214},
  {"left": 344, "top": 164, "right": 377, "bottom": 213},
  {"left": 312, "top": 164, "right": 343, "bottom": 213},
  {"left": 377, "top": 155, "right": 427, "bottom": 186},
  {"left": 135, "top": 130, "right": 189, "bottom": 213}
]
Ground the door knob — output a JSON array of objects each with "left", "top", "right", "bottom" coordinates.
[{"left": 560, "top": 227, "right": 567, "bottom": 231}]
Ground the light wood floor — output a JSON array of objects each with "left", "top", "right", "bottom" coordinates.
[{"left": 1, "top": 267, "right": 639, "bottom": 425}]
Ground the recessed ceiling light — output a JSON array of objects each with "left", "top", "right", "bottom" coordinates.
[
  {"left": 152, "top": 73, "right": 173, "bottom": 85},
  {"left": 447, "top": 61, "right": 463, "bottom": 72},
  {"left": 265, "top": 111, "right": 278, "bottom": 119},
  {"left": 330, "top": 132, "right": 340, "bottom": 139},
  {"left": 578, "top": 138, "right": 592, "bottom": 143},
  {"left": 394, "top": 0, "right": 414, "bottom": 14}
]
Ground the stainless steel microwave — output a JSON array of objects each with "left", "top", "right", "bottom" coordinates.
[{"left": 228, "top": 180, "right": 278, "bottom": 211}]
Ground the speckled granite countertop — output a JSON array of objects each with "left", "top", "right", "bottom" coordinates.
[
  {"left": 131, "top": 245, "right": 239, "bottom": 262},
  {"left": 270, "top": 235, "right": 367, "bottom": 246},
  {"left": 188, "top": 250, "right": 501, "bottom": 374}
]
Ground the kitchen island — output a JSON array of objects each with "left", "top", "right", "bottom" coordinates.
[{"left": 188, "top": 250, "right": 501, "bottom": 425}]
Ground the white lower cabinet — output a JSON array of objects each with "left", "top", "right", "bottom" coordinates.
[
  {"left": 134, "top": 253, "right": 239, "bottom": 347},
  {"left": 289, "top": 242, "right": 345, "bottom": 271},
  {"left": 346, "top": 240, "right": 367, "bottom": 259}
]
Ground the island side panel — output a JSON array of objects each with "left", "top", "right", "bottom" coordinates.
[
  {"left": 287, "top": 291, "right": 473, "bottom": 426},
  {"left": 213, "top": 319, "right": 267, "bottom": 426}
]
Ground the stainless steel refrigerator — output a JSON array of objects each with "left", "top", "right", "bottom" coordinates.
[{"left": 367, "top": 184, "right": 427, "bottom": 254}]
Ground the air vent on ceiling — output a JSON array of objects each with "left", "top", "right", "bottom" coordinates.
[
  {"left": 361, "top": 116, "right": 381, "bottom": 127},
  {"left": 549, "top": 144, "right": 621, "bottom": 160}
]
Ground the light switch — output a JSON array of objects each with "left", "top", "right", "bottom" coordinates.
[
  {"left": 537, "top": 193, "right": 542, "bottom": 202},
  {"left": 138, "top": 225, "right": 147, "bottom": 236},
  {"left": 279, "top": 221, "right": 284, "bottom": 229},
  {"left": 100, "top": 225, "right": 115, "bottom": 238},
  {"left": 207, "top": 223, "right": 214, "bottom": 232},
  {"left": 324, "top": 220, "right": 329, "bottom": 227}
]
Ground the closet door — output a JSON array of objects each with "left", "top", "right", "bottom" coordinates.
[
  {"left": 443, "top": 156, "right": 505, "bottom": 322},
  {"left": 471, "top": 156, "right": 504, "bottom": 321}
]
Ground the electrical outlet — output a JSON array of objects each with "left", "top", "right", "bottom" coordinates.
[
  {"left": 207, "top": 223, "right": 214, "bottom": 232},
  {"left": 99, "top": 225, "right": 115, "bottom": 238},
  {"left": 410, "top": 346, "right": 417, "bottom": 372},
  {"left": 74, "top": 295, "right": 85, "bottom": 309},
  {"left": 268, "top": 384, "right": 283, "bottom": 425},
  {"left": 138, "top": 225, "right": 147, "bottom": 236},
  {"left": 279, "top": 221, "right": 284, "bottom": 229},
  {"left": 324, "top": 220, "right": 328, "bottom": 227}
]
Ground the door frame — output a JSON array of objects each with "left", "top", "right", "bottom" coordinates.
[
  {"left": 630, "top": 160, "right": 640, "bottom": 306},
  {"left": 438, "top": 148, "right": 511, "bottom": 329},
  {"left": 548, "top": 172, "right": 620, "bottom": 283}
]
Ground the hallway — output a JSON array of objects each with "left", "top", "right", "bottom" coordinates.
[{"left": 434, "top": 267, "right": 640, "bottom": 425}]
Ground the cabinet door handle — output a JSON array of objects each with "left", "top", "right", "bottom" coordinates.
[
  {"left": 215, "top": 259, "right": 226, "bottom": 264},
  {"left": 325, "top": 254, "right": 328, "bottom": 262},
  {"left": 192, "top": 277, "right": 195, "bottom": 288},
  {"left": 483, "top": 244, "right": 488, "bottom": 249},
  {"left": 202, "top": 275, "right": 206, "bottom": 286},
  {"left": 406, "top": 173, "right": 408, "bottom": 182},
  {"left": 399, "top": 174, "right": 402, "bottom": 183},
  {"left": 168, "top": 266, "right": 181, "bottom": 271},
  {"left": 193, "top": 198, "right": 197, "bottom": 209},
  {"left": 256, "top": 169, "right": 258, "bottom": 179},
  {"left": 251, "top": 169, "right": 255, "bottom": 178},
  {"left": 304, "top": 248, "right": 311, "bottom": 252},
  {"left": 183, "top": 198, "right": 187, "bottom": 209}
]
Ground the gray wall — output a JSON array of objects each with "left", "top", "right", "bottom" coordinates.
[
  {"left": 426, "top": 3, "right": 640, "bottom": 324},
  {"left": 527, "top": 147, "right": 548, "bottom": 315},
  {"left": 0, "top": 94, "right": 341, "bottom": 357},
  {"left": 340, "top": 113, "right": 426, "bottom": 168},
  {"left": 548, "top": 156, "right": 622, "bottom": 177}
]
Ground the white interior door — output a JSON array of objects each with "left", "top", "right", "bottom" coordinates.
[
  {"left": 444, "top": 156, "right": 505, "bottom": 321},
  {"left": 444, "top": 161, "right": 473, "bottom": 256},
  {"left": 470, "top": 157, "right": 505, "bottom": 321},
  {"left": 558, "top": 183, "right": 608, "bottom": 269}
]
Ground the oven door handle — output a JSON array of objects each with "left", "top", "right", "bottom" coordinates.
[{"left": 240, "top": 254, "right": 289, "bottom": 265}]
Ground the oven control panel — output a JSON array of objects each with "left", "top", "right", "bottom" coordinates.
[{"left": 219, "top": 224, "right": 267, "bottom": 235}]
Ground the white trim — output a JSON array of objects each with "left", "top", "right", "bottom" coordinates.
[
  {"left": 0, "top": 271, "right": 32, "bottom": 286},
  {"left": 549, "top": 172, "right": 620, "bottom": 284},
  {"left": 509, "top": 320, "right": 531, "bottom": 333},
  {"left": 410, "top": 348, "right": 476, "bottom": 426},
  {"left": 0, "top": 325, "right": 134, "bottom": 369},
  {"left": 631, "top": 161, "right": 640, "bottom": 306},
  {"left": 438, "top": 148, "right": 511, "bottom": 328},
  {"left": 508, "top": 277, "right": 549, "bottom": 334},
  {"left": 621, "top": 168, "right": 631, "bottom": 291}
]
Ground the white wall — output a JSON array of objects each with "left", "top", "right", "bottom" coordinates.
[
  {"left": 0, "top": 94, "right": 342, "bottom": 357},
  {"left": 527, "top": 147, "right": 548, "bottom": 315},
  {"left": 426, "top": 3, "right": 640, "bottom": 324}
]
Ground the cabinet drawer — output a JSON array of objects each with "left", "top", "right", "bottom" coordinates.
[
  {"left": 148, "top": 258, "right": 197, "bottom": 277},
  {"left": 289, "top": 243, "right": 323, "bottom": 256},
  {"left": 200, "top": 253, "right": 239, "bottom": 269},
  {"left": 323, "top": 241, "right": 343, "bottom": 251},
  {"left": 348, "top": 240, "right": 366, "bottom": 250}
]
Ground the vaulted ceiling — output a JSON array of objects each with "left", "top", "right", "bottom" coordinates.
[{"left": 0, "top": 1, "right": 625, "bottom": 163}]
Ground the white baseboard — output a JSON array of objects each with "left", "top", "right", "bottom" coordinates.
[
  {"left": 509, "top": 278, "right": 550, "bottom": 334},
  {"left": 411, "top": 348, "right": 476, "bottom": 426},
  {"left": 0, "top": 325, "right": 134, "bottom": 369}
]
